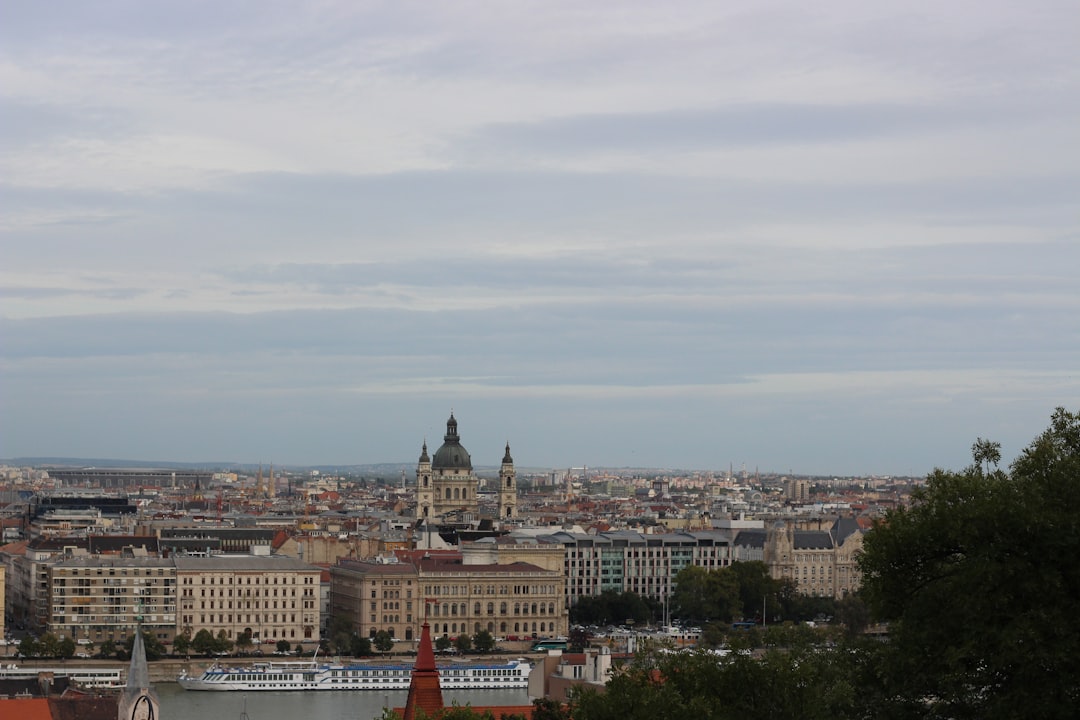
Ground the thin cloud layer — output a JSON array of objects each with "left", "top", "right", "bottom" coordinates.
[{"left": 1, "top": 0, "right": 1078, "bottom": 473}]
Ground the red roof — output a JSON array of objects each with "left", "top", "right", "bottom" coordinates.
[
  {"left": 402, "top": 622, "right": 443, "bottom": 720},
  {"left": 0, "top": 698, "right": 52, "bottom": 720}
]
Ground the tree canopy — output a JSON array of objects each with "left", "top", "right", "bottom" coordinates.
[{"left": 858, "top": 407, "right": 1080, "bottom": 719}]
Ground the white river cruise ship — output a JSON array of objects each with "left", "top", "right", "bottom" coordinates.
[{"left": 177, "top": 657, "right": 531, "bottom": 691}]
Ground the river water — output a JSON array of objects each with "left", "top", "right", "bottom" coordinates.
[{"left": 157, "top": 682, "right": 531, "bottom": 720}]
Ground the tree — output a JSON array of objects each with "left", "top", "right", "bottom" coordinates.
[
  {"left": 373, "top": 630, "right": 394, "bottom": 653},
  {"left": 570, "top": 644, "right": 859, "bottom": 720},
  {"left": 454, "top": 633, "right": 472, "bottom": 654},
  {"left": 435, "top": 633, "right": 452, "bottom": 653},
  {"left": 350, "top": 635, "right": 372, "bottom": 657},
  {"left": 236, "top": 630, "right": 253, "bottom": 655},
  {"left": 98, "top": 639, "right": 116, "bottom": 659},
  {"left": 192, "top": 629, "right": 216, "bottom": 656},
  {"left": 276, "top": 639, "right": 292, "bottom": 653},
  {"left": 173, "top": 631, "right": 191, "bottom": 657},
  {"left": 670, "top": 566, "right": 739, "bottom": 624},
  {"left": 859, "top": 408, "right": 1080, "bottom": 720},
  {"left": 567, "top": 626, "right": 590, "bottom": 652},
  {"left": 124, "top": 629, "right": 165, "bottom": 661},
  {"left": 58, "top": 636, "right": 76, "bottom": 659},
  {"left": 972, "top": 437, "right": 1002, "bottom": 475},
  {"left": 215, "top": 630, "right": 234, "bottom": 655},
  {"left": 473, "top": 629, "right": 496, "bottom": 653},
  {"left": 39, "top": 632, "right": 61, "bottom": 658},
  {"left": 18, "top": 635, "right": 40, "bottom": 658}
]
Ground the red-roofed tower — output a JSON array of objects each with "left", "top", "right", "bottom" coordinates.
[{"left": 402, "top": 620, "right": 443, "bottom": 720}]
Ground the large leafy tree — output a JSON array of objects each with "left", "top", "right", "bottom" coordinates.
[
  {"left": 669, "top": 565, "right": 741, "bottom": 624},
  {"left": 859, "top": 408, "right": 1080, "bottom": 719},
  {"left": 571, "top": 644, "right": 859, "bottom": 720}
]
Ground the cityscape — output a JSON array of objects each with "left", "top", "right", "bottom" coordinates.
[{"left": 2, "top": 1, "right": 1077, "bottom": 719}]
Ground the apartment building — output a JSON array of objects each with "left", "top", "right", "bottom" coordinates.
[
  {"left": 330, "top": 559, "right": 420, "bottom": 641},
  {"left": 534, "top": 530, "right": 735, "bottom": 607},
  {"left": 47, "top": 556, "right": 177, "bottom": 645},
  {"left": 174, "top": 554, "right": 322, "bottom": 648}
]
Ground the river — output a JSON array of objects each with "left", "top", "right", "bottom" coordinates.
[{"left": 157, "top": 682, "right": 532, "bottom": 720}]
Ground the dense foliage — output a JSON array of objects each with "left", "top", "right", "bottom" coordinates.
[
  {"left": 858, "top": 407, "right": 1080, "bottom": 719},
  {"left": 569, "top": 590, "right": 656, "bottom": 625},
  {"left": 669, "top": 561, "right": 840, "bottom": 627}
]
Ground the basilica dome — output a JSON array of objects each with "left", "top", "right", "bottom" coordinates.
[{"left": 431, "top": 412, "right": 472, "bottom": 471}]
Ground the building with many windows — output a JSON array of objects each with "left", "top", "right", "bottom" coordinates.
[
  {"left": 175, "top": 554, "right": 322, "bottom": 649},
  {"left": 532, "top": 529, "right": 735, "bottom": 608},
  {"left": 47, "top": 556, "right": 177, "bottom": 645},
  {"left": 763, "top": 518, "right": 864, "bottom": 598},
  {"left": 330, "top": 553, "right": 566, "bottom": 643},
  {"left": 417, "top": 555, "right": 565, "bottom": 640},
  {"left": 330, "top": 559, "right": 420, "bottom": 642}
]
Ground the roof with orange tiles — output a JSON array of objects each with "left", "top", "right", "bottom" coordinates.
[
  {"left": 0, "top": 698, "right": 53, "bottom": 720},
  {"left": 0, "top": 539, "right": 29, "bottom": 555}
]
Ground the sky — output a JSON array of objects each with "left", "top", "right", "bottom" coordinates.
[{"left": 1, "top": 1, "right": 1078, "bottom": 476}]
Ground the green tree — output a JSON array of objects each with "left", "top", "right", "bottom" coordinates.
[
  {"left": 58, "top": 636, "right": 76, "bottom": 659},
  {"left": 38, "top": 632, "right": 61, "bottom": 658},
  {"left": 192, "top": 629, "right": 216, "bottom": 656},
  {"left": 236, "top": 630, "right": 253, "bottom": 655},
  {"left": 859, "top": 408, "right": 1080, "bottom": 720},
  {"left": 473, "top": 629, "right": 496, "bottom": 653},
  {"left": 530, "top": 698, "right": 572, "bottom": 720},
  {"left": 670, "top": 566, "right": 739, "bottom": 623},
  {"left": 435, "top": 633, "right": 452, "bottom": 653},
  {"left": 215, "top": 630, "right": 234, "bottom": 655},
  {"left": 98, "top": 639, "right": 116, "bottom": 659},
  {"left": 333, "top": 630, "right": 354, "bottom": 655},
  {"left": 18, "top": 635, "right": 40, "bottom": 658},
  {"left": 276, "top": 639, "right": 292, "bottom": 653},
  {"left": 350, "top": 634, "right": 372, "bottom": 657},
  {"left": 373, "top": 630, "right": 394, "bottom": 653},
  {"left": 570, "top": 644, "right": 858, "bottom": 720},
  {"left": 454, "top": 633, "right": 473, "bottom": 654},
  {"left": 124, "top": 629, "right": 166, "bottom": 661},
  {"left": 173, "top": 632, "right": 191, "bottom": 656},
  {"left": 567, "top": 626, "right": 590, "bottom": 652}
]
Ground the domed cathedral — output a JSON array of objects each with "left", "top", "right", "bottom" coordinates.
[{"left": 415, "top": 412, "right": 518, "bottom": 521}]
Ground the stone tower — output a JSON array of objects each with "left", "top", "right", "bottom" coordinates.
[
  {"left": 498, "top": 442, "right": 518, "bottom": 520},
  {"left": 416, "top": 441, "right": 434, "bottom": 520}
]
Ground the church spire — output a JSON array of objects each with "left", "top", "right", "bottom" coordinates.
[
  {"left": 119, "top": 622, "right": 158, "bottom": 720},
  {"left": 402, "top": 620, "right": 443, "bottom": 720}
]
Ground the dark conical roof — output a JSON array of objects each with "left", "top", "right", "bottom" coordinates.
[
  {"left": 419, "top": 441, "right": 430, "bottom": 463},
  {"left": 502, "top": 442, "right": 513, "bottom": 464},
  {"left": 432, "top": 412, "right": 472, "bottom": 471}
]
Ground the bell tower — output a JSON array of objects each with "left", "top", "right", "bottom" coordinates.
[
  {"left": 415, "top": 441, "right": 433, "bottom": 520},
  {"left": 498, "top": 442, "right": 518, "bottom": 520}
]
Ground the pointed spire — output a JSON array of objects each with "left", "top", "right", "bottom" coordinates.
[
  {"left": 402, "top": 620, "right": 443, "bottom": 720},
  {"left": 503, "top": 442, "right": 513, "bottom": 464},
  {"left": 127, "top": 626, "right": 150, "bottom": 690},
  {"left": 118, "top": 622, "right": 158, "bottom": 720},
  {"left": 419, "top": 441, "right": 430, "bottom": 463}
]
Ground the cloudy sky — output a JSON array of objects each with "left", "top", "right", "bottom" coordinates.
[{"left": 2, "top": 1, "right": 1077, "bottom": 475}]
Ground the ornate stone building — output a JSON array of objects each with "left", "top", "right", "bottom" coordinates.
[
  {"left": 415, "top": 413, "right": 517, "bottom": 521},
  {"left": 763, "top": 517, "right": 864, "bottom": 598}
]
